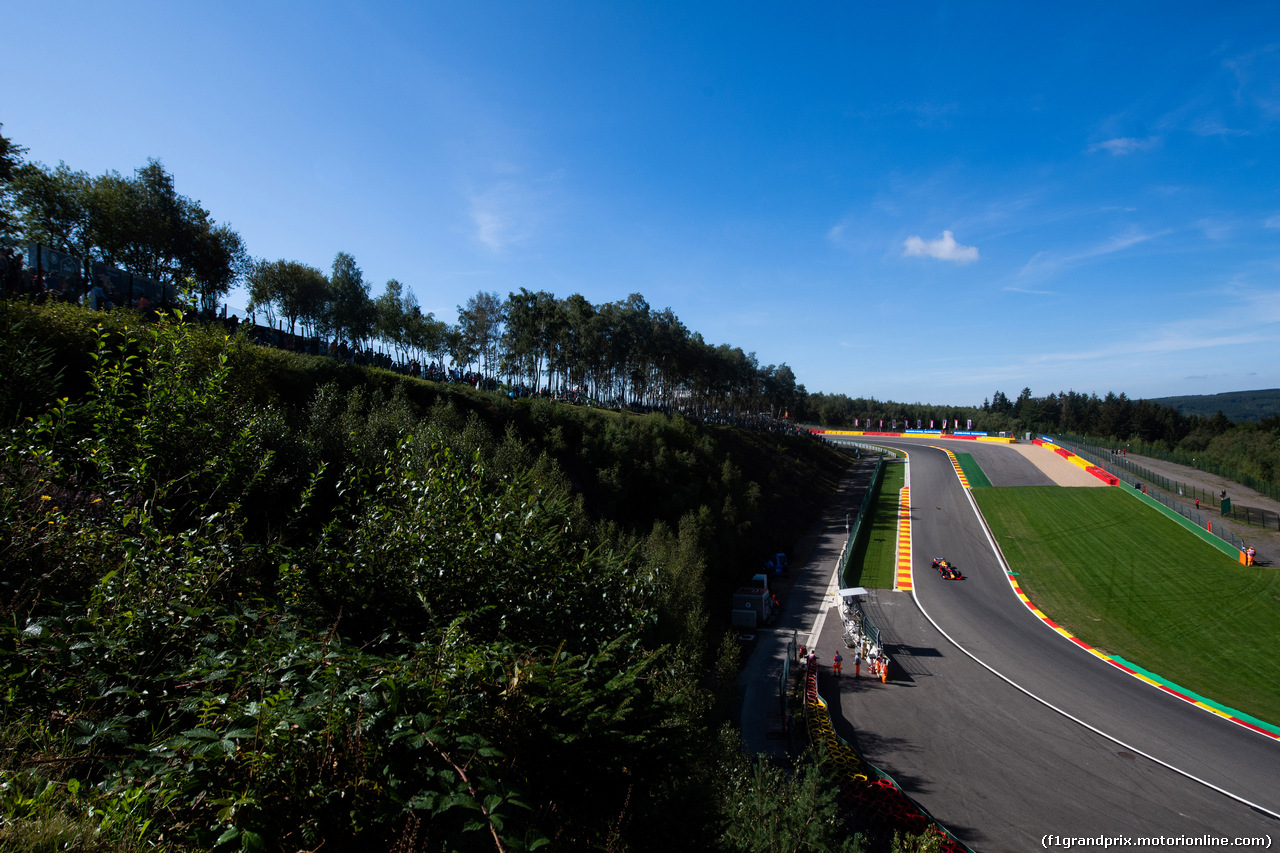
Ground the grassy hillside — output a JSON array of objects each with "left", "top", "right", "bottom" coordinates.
[
  {"left": 0, "top": 300, "right": 861, "bottom": 852},
  {"left": 975, "top": 486, "right": 1280, "bottom": 725}
]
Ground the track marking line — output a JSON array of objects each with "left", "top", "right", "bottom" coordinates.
[{"left": 898, "top": 442, "right": 1280, "bottom": 819}]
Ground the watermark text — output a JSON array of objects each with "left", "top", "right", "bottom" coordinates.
[{"left": 1042, "top": 835, "right": 1271, "bottom": 849}]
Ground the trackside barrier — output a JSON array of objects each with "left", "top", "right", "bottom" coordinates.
[
  {"left": 1054, "top": 433, "right": 1280, "bottom": 506},
  {"left": 832, "top": 454, "right": 887, "bottom": 585},
  {"left": 1085, "top": 465, "right": 1119, "bottom": 485},
  {"left": 817, "top": 429, "right": 1014, "bottom": 444},
  {"left": 821, "top": 442, "right": 894, "bottom": 668},
  {"left": 1054, "top": 436, "right": 1280, "bottom": 529},
  {"left": 828, "top": 452, "right": 889, "bottom": 652},
  {"left": 800, "top": 658, "right": 970, "bottom": 851},
  {"left": 1050, "top": 438, "right": 1247, "bottom": 555},
  {"left": 1037, "top": 438, "right": 1121, "bottom": 485}
]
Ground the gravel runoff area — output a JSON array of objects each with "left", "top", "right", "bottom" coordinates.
[{"left": 1003, "top": 441, "right": 1109, "bottom": 488}]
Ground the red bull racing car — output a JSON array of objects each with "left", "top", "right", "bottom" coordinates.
[{"left": 931, "top": 557, "right": 964, "bottom": 580}]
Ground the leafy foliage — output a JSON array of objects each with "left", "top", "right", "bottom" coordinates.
[
  {"left": 11, "top": 158, "right": 249, "bottom": 307},
  {"left": 713, "top": 729, "right": 862, "bottom": 853},
  {"left": 245, "top": 259, "right": 329, "bottom": 336},
  {"left": 0, "top": 300, "right": 855, "bottom": 851}
]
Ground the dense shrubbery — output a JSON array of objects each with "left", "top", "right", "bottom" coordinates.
[{"left": 0, "top": 300, "right": 860, "bottom": 851}]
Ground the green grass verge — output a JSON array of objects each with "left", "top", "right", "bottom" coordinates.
[
  {"left": 847, "top": 461, "right": 905, "bottom": 589},
  {"left": 955, "top": 452, "right": 993, "bottom": 488},
  {"left": 974, "top": 486, "right": 1280, "bottom": 725}
]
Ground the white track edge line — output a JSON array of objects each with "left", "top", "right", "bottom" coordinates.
[{"left": 907, "top": 448, "right": 1280, "bottom": 822}]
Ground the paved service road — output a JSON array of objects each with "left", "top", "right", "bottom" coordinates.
[{"left": 816, "top": 438, "right": 1280, "bottom": 853}]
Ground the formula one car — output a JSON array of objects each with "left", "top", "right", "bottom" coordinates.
[{"left": 931, "top": 557, "right": 965, "bottom": 580}]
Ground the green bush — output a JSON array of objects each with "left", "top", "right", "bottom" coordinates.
[{"left": 0, "top": 300, "right": 855, "bottom": 851}]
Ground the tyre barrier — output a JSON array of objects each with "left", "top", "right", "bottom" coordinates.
[{"left": 800, "top": 658, "right": 970, "bottom": 851}]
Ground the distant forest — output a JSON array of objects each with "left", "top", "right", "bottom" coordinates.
[
  {"left": 1147, "top": 389, "right": 1280, "bottom": 423},
  {"left": 802, "top": 386, "right": 1280, "bottom": 492}
]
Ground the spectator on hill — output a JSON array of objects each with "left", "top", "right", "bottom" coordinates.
[{"left": 84, "top": 277, "right": 107, "bottom": 311}]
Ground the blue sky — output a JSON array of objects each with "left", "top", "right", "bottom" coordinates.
[{"left": 5, "top": 1, "right": 1280, "bottom": 405}]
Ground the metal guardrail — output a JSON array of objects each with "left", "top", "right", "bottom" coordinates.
[
  {"left": 834, "top": 454, "right": 886, "bottom": 585},
  {"left": 818, "top": 441, "right": 892, "bottom": 650},
  {"left": 826, "top": 451, "right": 889, "bottom": 650},
  {"left": 1054, "top": 438, "right": 1250, "bottom": 551},
  {"left": 1056, "top": 433, "right": 1280, "bottom": 505},
  {"left": 780, "top": 633, "right": 795, "bottom": 734},
  {"left": 842, "top": 597, "right": 881, "bottom": 651}
]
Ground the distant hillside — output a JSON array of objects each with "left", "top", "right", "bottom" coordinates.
[{"left": 1146, "top": 389, "right": 1280, "bottom": 423}]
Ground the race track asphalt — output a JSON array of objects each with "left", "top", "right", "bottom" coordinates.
[{"left": 817, "top": 438, "right": 1280, "bottom": 852}]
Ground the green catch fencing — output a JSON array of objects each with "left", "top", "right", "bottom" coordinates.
[
  {"left": 838, "top": 454, "right": 887, "bottom": 588},
  {"left": 1052, "top": 437, "right": 1249, "bottom": 552},
  {"left": 1056, "top": 433, "right": 1280, "bottom": 508},
  {"left": 836, "top": 448, "right": 890, "bottom": 651},
  {"left": 821, "top": 437, "right": 893, "bottom": 648}
]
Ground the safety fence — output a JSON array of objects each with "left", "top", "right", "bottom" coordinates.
[
  {"left": 1064, "top": 439, "right": 1280, "bottom": 531},
  {"left": 840, "top": 596, "right": 881, "bottom": 658},
  {"left": 1221, "top": 503, "right": 1280, "bottom": 530},
  {"left": 831, "top": 450, "right": 896, "bottom": 651},
  {"left": 1053, "top": 438, "right": 1250, "bottom": 552},
  {"left": 1056, "top": 433, "right": 1280, "bottom": 505},
  {"left": 779, "top": 634, "right": 795, "bottom": 728},
  {"left": 833, "top": 454, "right": 887, "bottom": 585},
  {"left": 799, "top": 657, "right": 969, "bottom": 851}
]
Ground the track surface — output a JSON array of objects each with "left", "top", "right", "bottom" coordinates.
[{"left": 817, "top": 439, "right": 1280, "bottom": 852}]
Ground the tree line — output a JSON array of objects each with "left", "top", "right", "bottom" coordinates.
[
  {"left": 251, "top": 262, "right": 805, "bottom": 416},
  {"left": 0, "top": 129, "right": 248, "bottom": 311},
  {"left": 0, "top": 125, "right": 803, "bottom": 420},
  {"left": 803, "top": 385, "right": 1280, "bottom": 489},
  {"left": 800, "top": 386, "right": 1237, "bottom": 446},
  {"left": 4, "top": 122, "right": 1276, "bottom": 486}
]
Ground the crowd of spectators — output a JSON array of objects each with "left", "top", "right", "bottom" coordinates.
[{"left": 4, "top": 257, "right": 165, "bottom": 313}]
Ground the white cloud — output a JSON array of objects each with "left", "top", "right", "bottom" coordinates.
[
  {"left": 1087, "top": 136, "right": 1161, "bottom": 155},
  {"left": 901, "top": 230, "right": 979, "bottom": 264},
  {"left": 1018, "top": 228, "right": 1169, "bottom": 278},
  {"left": 468, "top": 183, "right": 531, "bottom": 252},
  {"left": 465, "top": 169, "right": 563, "bottom": 253},
  {"left": 1265, "top": 215, "right": 1280, "bottom": 229},
  {"left": 470, "top": 207, "right": 507, "bottom": 251},
  {"left": 1188, "top": 117, "right": 1250, "bottom": 138},
  {"left": 848, "top": 101, "right": 960, "bottom": 127},
  {"left": 1197, "top": 219, "right": 1232, "bottom": 240}
]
